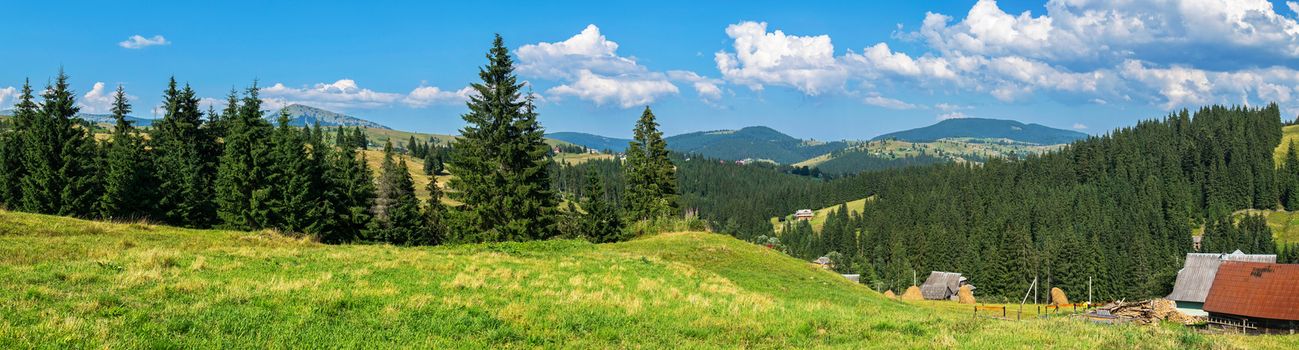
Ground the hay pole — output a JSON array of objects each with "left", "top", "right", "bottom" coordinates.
[{"left": 1019, "top": 277, "right": 1037, "bottom": 321}]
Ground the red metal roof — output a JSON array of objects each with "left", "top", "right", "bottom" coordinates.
[{"left": 1202, "top": 262, "right": 1299, "bottom": 321}]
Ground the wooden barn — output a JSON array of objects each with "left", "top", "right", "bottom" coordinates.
[
  {"left": 920, "top": 271, "right": 972, "bottom": 301},
  {"left": 1203, "top": 261, "right": 1299, "bottom": 330},
  {"left": 1165, "top": 250, "right": 1275, "bottom": 316}
]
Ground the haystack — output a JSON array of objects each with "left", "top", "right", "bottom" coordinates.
[
  {"left": 1050, "top": 287, "right": 1069, "bottom": 305},
  {"left": 883, "top": 290, "right": 896, "bottom": 299},
  {"left": 957, "top": 285, "right": 976, "bottom": 304},
  {"left": 901, "top": 286, "right": 923, "bottom": 301}
]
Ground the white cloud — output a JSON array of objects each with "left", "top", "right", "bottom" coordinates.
[
  {"left": 547, "top": 70, "right": 678, "bottom": 108},
  {"left": 262, "top": 79, "right": 402, "bottom": 110},
  {"left": 118, "top": 35, "right": 170, "bottom": 49},
  {"left": 715, "top": 21, "right": 846, "bottom": 95},
  {"left": 667, "top": 70, "right": 724, "bottom": 101},
  {"left": 862, "top": 94, "right": 920, "bottom": 110},
  {"left": 518, "top": 24, "right": 683, "bottom": 107},
  {"left": 938, "top": 111, "right": 969, "bottom": 120},
  {"left": 1072, "top": 123, "right": 1088, "bottom": 130},
  {"left": 935, "top": 103, "right": 970, "bottom": 112},
  {"left": 261, "top": 79, "right": 470, "bottom": 110},
  {"left": 1290, "top": 1, "right": 1299, "bottom": 15},
  {"left": 0, "top": 86, "right": 17, "bottom": 109},
  {"left": 403, "top": 86, "right": 475, "bottom": 108},
  {"left": 916, "top": 0, "right": 1299, "bottom": 67},
  {"left": 79, "top": 82, "right": 132, "bottom": 114}
]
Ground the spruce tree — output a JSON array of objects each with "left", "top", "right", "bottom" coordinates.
[
  {"left": 98, "top": 85, "right": 157, "bottom": 220},
  {"left": 447, "top": 35, "right": 556, "bottom": 242},
  {"left": 267, "top": 113, "right": 324, "bottom": 233},
  {"left": 0, "top": 80, "right": 35, "bottom": 209},
  {"left": 21, "top": 69, "right": 100, "bottom": 217},
  {"left": 319, "top": 131, "right": 375, "bottom": 243},
  {"left": 153, "top": 78, "right": 218, "bottom": 227},
  {"left": 215, "top": 82, "right": 275, "bottom": 230},
  {"left": 423, "top": 179, "right": 447, "bottom": 244},
  {"left": 581, "top": 171, "right": 624, "bottom": 243},
  {"left": 624, "top": 106, "right": 677, "bottom": 221},
  {"left": 370, "top": 141, "right": 425, "bottom": 244}
]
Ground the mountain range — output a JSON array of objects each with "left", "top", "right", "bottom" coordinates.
[
  {"left": 872, "top": 118, "right": 1088, "bottom": 145},
  {"left": 548, "top": 118, "right": 1085, "bottom": 166},
  {"left": 268, "top": 104, "right": 391, "bottom": 129}
]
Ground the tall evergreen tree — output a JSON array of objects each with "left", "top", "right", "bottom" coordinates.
[
  {"left": 369, "top": 141, "right": 425, "bottom": 244},
  {"left": 98, "top": 85, "right": 157, "bottom": 220},
  {"left": 447, "top": 35, "right": 556, "bottom": 243},
  {"left": 581, "top": 171, "right": 624, "bottom": 243},
  {"left": 267, "top": 114, "right": 325, "bottom": 233},
  {"left": 21, "top": 69, "right": 100, "bottom": 217},
  {"left": 0, "top": 80, "right": 35, "bottom": 209},
  {"left": 319, "top": 131, "right": 376, "bottom": 243},
  {"left": 153, "top": 78, "right": 218, "bottom": 227},
  {"left": 624, "top": 106, "right": 677, "bottom": 221},
  {"left": 423, "top": 179, "right": 448, "bottom": 244},
  {"left": 215, "top": 82, "right": 275, "bottom": 230}
]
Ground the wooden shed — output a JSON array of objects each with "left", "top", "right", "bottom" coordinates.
[{"left": 1165, "top": 250, "right": 1275, "bottom": 316}]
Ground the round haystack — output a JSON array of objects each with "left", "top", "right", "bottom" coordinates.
[
  {"left": 1050, "top": 287, "right": 1070, "bottom": 305},
  {"left": 901, "top": 286, "right": 924, "bottom": 301},
  {"left": 883, "top": 290, "right": 896, "bottom": 299},
  {"left": 957, "top": 285, "right": 976, "bottom": 304}
]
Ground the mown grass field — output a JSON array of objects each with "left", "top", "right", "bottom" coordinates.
[
  {"left": 1233, "top": 209, "right": 1299, "bottom": 245},
  {"left": 553, "top": 152, "right": 614, "bottom": 165},
  {"left": 772, "top": 196, "right": 874, "bottom": 233},
  {"left": 1272, "top": 124, "right": 1299, "bottom": 165},
  {"left": 1, "top": 210, "right": 1295, "bottom": 348}
]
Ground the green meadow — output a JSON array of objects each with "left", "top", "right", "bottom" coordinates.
[{"left": 1, "top": 210, "right": 1295, "bottom": 349}]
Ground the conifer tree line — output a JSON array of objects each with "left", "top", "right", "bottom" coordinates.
[{"left": 0, "top": 35, "right": 681, "bottom": 246}]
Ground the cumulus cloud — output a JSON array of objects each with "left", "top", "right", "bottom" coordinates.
[
  {"left": 714, "top": 21, "right": 846, "bottom": 95},
  {"left": 0, "top": 86, "right": 17, "bottom": 109},
  {"left": 118, "top": 35, "right": 170, "bottom": 49},
  {"left": 403, "top": 86, "right": 475, "bottom": 108},
  {"left": 79, "top": 82, "right": 132, "bottom": 114},
  {"left": 862, "top": 94, "right": 920, "bottom": 110},
  {"left": 1072, "top": 123, "right": 1088, "bottom": 130},
  {"left": 708, "top": 1, "right": 1299, "bottom": 114},
  {"left": 261, "top": 79, "right": 470, "bottom": 110},
  {"left": 548, "top": 70, "right": 678, "bottom": 108},
  {"left": 517, "top": 24, "right": 686, "bottom": 108}
]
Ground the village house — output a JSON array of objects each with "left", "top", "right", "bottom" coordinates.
[
  {"left": 1202, "top": 261, "right": 1299, "bottom": 331},
  {"left": 793, "top": 209, "right": 814, "bottom": 220},
  {"left": 1165, "top": 250, "right": 1275, "bottom": 316}
]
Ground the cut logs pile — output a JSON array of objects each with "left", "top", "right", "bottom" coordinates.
[{"left": 1099, "top": 299, "right": 1204, "bottom": 325}]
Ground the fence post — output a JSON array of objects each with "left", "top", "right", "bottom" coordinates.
[{"left": 1002, "top": 306, "right": 1006, "bottom": 318}]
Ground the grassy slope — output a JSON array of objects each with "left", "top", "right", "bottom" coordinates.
[
  {"left": 553, "top": 152, "right": 614, "bottom": 166},
  {"left": 772, "top": 196, "right": 874, "bottom": 233},
  {"left": 2, "top": 211, "right": 1290, "bottom": 349},
  {"left": 1271, "top": 124, "right": 1299, "bottom": 165}
]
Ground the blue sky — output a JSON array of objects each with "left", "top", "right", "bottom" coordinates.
[{"left": 4, "top": 0, "right": 1299, "bottom": 140}]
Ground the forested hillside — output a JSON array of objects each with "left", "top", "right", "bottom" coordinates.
[
  {"left": 803, "top": 105, "right": 1285, "bottom": 301},
  {"left": 665, "top": 126, "right": 847, "bottom": 164}
]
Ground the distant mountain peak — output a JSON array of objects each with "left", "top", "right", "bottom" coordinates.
[
  {"left": 873, "top": 118, "right": 1087, "bottom": 145},
  {"left": 268, "top": 104, "right": 391, "bottom": 129}
]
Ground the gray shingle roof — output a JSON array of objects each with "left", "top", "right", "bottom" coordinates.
[
  {"left": 1166, "top": 251, "right": 1276, "bottom": 303},
  {"left": 920, "top": 271, "right": 963, "bottom": 300}
]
